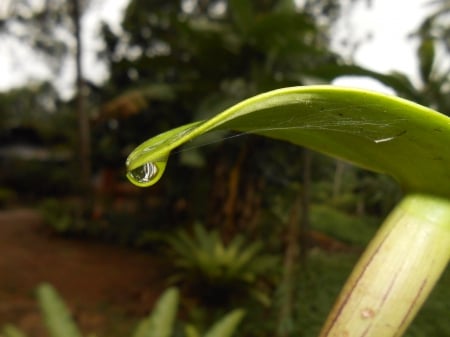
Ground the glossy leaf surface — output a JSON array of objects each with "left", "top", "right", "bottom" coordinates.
[{"left": 126, "top": 86, "right": 450, "bottom": 197}]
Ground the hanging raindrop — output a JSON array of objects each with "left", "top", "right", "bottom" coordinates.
[{"left": 127, "top": 162, "right": 159, "bottom": 186}]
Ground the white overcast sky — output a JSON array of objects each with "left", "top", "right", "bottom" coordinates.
[
  {"left": 0, "top": 0, "right": 432, "bottom": 97},
  {"left": 332, "top": 0, "right": 433, "bottom": 92}
]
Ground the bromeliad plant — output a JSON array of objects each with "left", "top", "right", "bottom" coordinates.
[
  {"left": 165, "top": 223, "right": 278, "bottom": 307},
  {"left": 126, "top": 85, "right": 450, "bottom": 337}
]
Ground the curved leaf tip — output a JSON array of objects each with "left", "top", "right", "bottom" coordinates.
[{"left": 126, "top": 85, "right": 450, "bottom": 197}]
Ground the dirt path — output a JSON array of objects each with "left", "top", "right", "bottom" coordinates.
[{"left": 0, "top": 208, "right": 165, "bottom": 336}]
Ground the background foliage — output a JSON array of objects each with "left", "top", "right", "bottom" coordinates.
[{"left": 0, "top": 0, "right": 449, "bottom": 336}]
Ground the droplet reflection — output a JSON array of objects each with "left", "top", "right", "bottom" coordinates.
[{"left": 127, "top": 162, "right": 158, "bottom": 185}]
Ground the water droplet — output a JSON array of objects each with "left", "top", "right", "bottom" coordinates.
[{"left": 127, "top": 162, "right": 158, "bottom": 186}]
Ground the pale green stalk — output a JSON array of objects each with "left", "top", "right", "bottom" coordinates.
[{"left": 319, "top": 194, "right": 450, "bottom": 337}]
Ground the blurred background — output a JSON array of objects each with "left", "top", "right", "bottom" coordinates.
[{"left": 0, "top": 0, "right": 449, "bottom": 336}]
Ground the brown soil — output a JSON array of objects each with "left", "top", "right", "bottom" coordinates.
[{"left": 0, "top": 208, "right": 166, "bottom": 337}]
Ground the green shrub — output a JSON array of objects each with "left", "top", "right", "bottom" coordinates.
[
  {"left": 0, "top": 188, "right": 17, "bottom": 208},
  {"left": 39, "top": 198, "right": 76, "bottom": 234},
  {"left": 165, "top": 223, "right": 278, "bottom": 307}
]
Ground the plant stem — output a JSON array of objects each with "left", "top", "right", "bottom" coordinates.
[{"left": 319, "top": 193, "right": 450, "bottom": 337}]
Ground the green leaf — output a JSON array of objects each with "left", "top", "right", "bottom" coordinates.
[
  {"left": 274, "top": 0, "right": 297, "bottom": 13},
  {"left": 2, "top": 325, "right": 29, "bottom": 337},
  {"left": 203, "top": 309, "right": 246, "bottom": 337},
  {"left": 133, "top": 287, "right": 179, "bottom": 337},
  {"left": 418, "top": 37, "right": 436, "bottom": 83},
  {"left": 126, "top": 86, "right": 450, "bottom": 198},
  {"left": 227, "top": 241, "right": 262, "bottom": 275},
  {"left": 185, "top": 324, "right": 201, "bottom": 337},
  {"left": 229, "top": 0, "right": 254, "bottom": 34},
  {"left": 37, "top": 283, "right": 83, "bottom": 337}
]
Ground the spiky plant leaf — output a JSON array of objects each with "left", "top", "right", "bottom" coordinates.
[
  {"left": 37, "top": 283, "right": 83, "bottom": 337},
  {"left": 2, "top": 325, "right": 29, "bottom": 337},
  {"left": 133, "top": 287, "right": 179, "bottom": 337},
  {"left": 204, "top": 309, "right": 246, "bottom": 337}
]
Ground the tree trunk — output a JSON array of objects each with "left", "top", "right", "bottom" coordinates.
[
  {"left": 332, "top": 160, "right": 346, "bottom": 200},
  {"left": 72, "top": 0, "right": 91, "bottom": 196},
  {"left": 277, "top": 149, "right": 312, "bottom": 337},
  {"left": 299, "top": 148, "right": 312, "bottom": 260},
  {"left": 276, "top": 190, "right": 302, "bottom": 337}
]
